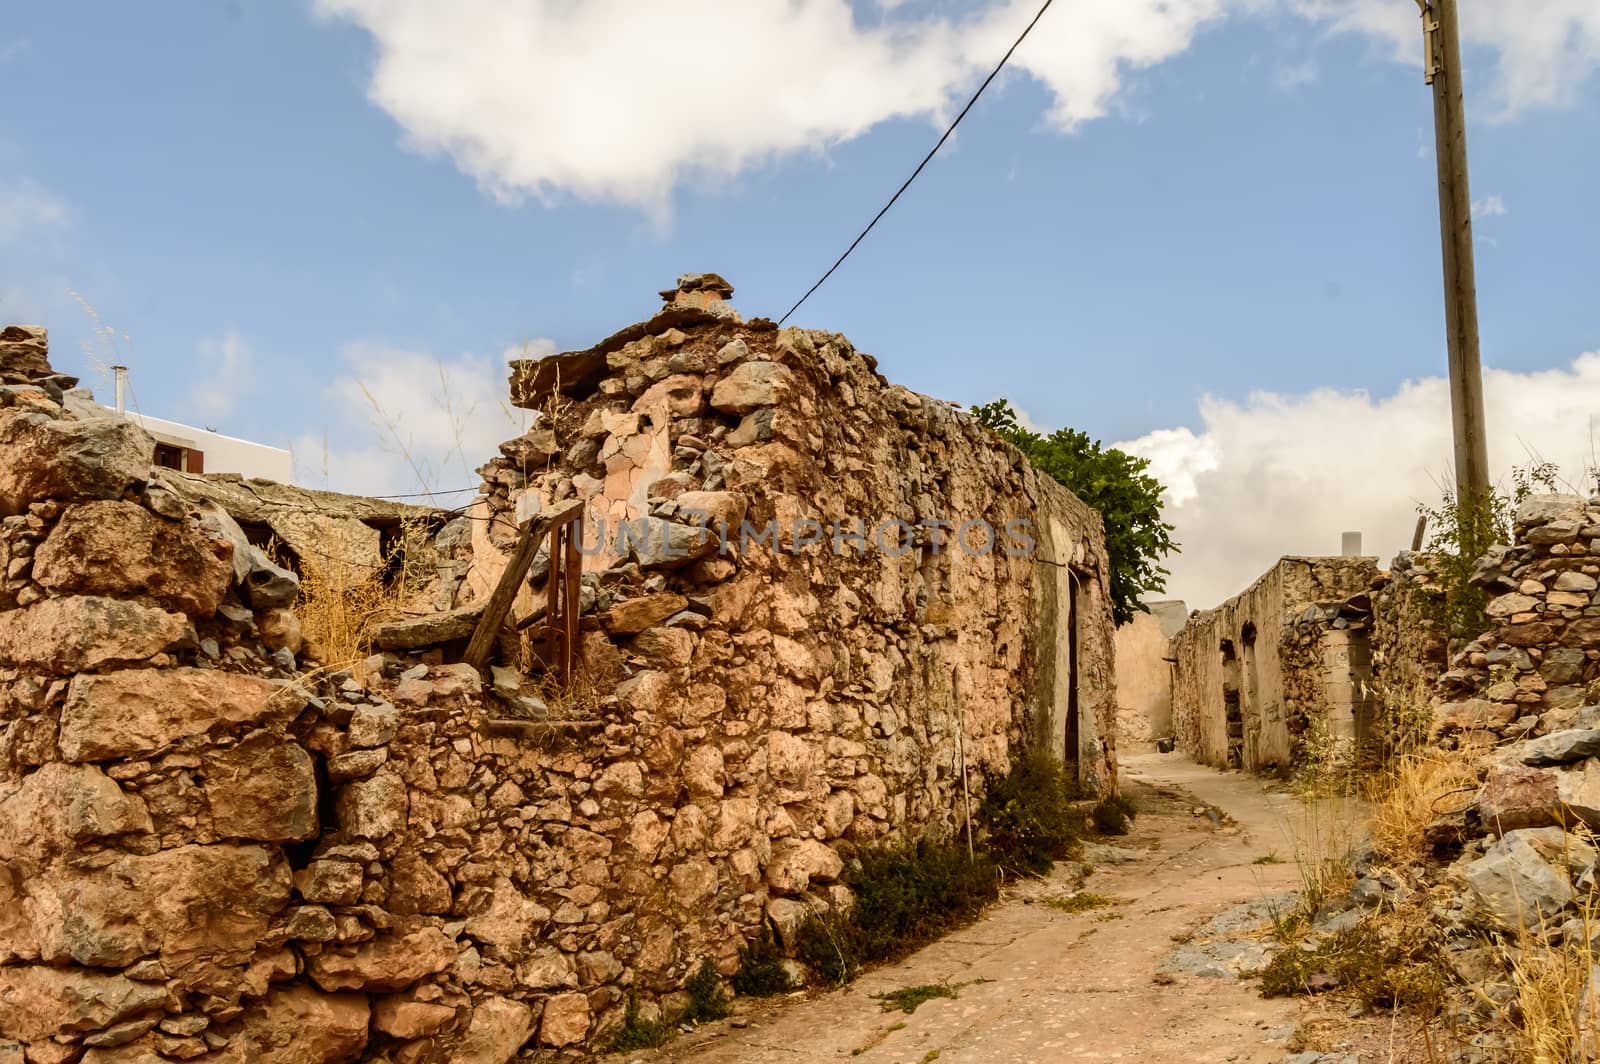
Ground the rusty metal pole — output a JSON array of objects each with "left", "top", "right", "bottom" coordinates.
[{"left": 1419, "top": 0, "right": 1492, "bottom": 540}]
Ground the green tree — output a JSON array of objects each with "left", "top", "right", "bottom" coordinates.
[{"left": 971, "top": 399, "right": 1175, "bottom": 625}]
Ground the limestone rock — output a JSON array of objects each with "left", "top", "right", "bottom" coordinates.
[
  {"left": 626, "top": 517, "right": 718, "bottom": 570},
  {"left": 0, "top": 762, "right": 152, "bottom": 861},
  {"left": 192, "top": 499, "right": 300, "bottom": 608},
  {"left": 258, "top": 608, "right": 303, "bottom": 654},
  {"left": 1465, "top": 827, "right": 1597, "bottom": 930},
  {"left": 306, "top": 925, "right": 457, "bottom": 992},
  {"left": 0, "top": 407, "right": 152, "bottom": 515},
  {"left": 373, "top": 995, "right": 456, "bottom": 1040},
  {"left": 602, "top": 592, "right": 687, "bottom": 635},
  {"left": 0, "top": 596, "right": 185, "bottom": 674},
  {"left": 59, "top": 669, "right": 307, "bottom": 763},
  {"left": 1479, "top": 757, "right": 1560, "bottom": 832},
  {"left": 464, "top": 876, "right": 551, "bottom": 953},
  {"left": 709, "top": 362, "right": 796, "bottom": 415},
  {"left": 1520, "top": 728, "right": 1600, "bottom": 767},
  {"left": 21, "top": 844, "right": 291, "bottom": 967},
  {"left": 336, "top": 768, "right": 409, "bottom": 839},
  {"left": 456, "top": 996, "right": 533, "bottom": 1062},
  {"left": 0, "top": 966, "right": 166, "bottom": 1043},
  {"left": 34, "top": 501, "right": 232, "bottom": 617},
  {"left": 765, "top": 838, "right": 843, "bottom": 895},
  {"left": 203, "top": 734, "right": 318, "bottom": 842},
  {"left": 237, "top": 985, "right": 370, "bottom": 1063},
  {"left": 366, "top": 604, "right": 485, "bottom": 651},
  {"left": 537, "top": 991, "right": 590, "bottom": 1047}
]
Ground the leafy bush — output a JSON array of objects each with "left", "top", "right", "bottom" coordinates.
[
  {"left": 977, "top": 752, "right": 1083, "bottom": 876},
  {"left": 1090, "top": 794, "right": 1137, "bottom": 836},
  {"left": 972, "top": 399, "right": 1175, "bottom": 624},
  {"left": 796, "top": 837, "right": 999, "bottom": 985},
  {"left": 1259, "top": 921, "right": 1447, "bottom": 1013},
  {"left": 1417, "top": 460, "right": 1558, "bottom": 641},
  {"left": 608, "top": 993, "right": 675, "bottom": 1051},
  {"left": 682, "top": 958, "right": 730, "bottom": 1023},
  {"left": 731, "top": 924, "right": 791, "bottom": 997}
]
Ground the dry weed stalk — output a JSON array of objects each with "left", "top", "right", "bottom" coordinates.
[{"left": 1367, "top": 751, "right": 1479, "bottom": 866}]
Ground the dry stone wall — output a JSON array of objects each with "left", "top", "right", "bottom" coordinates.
[
  {"left": 1170, "top": 556, "right": 1379, "bottom": 773},
  {"left": 0, "top": 299, "right": 1118, "bottom": 1063},
  {"left": 1433, "top": 494, "right": 1600, "bottom": 755}
]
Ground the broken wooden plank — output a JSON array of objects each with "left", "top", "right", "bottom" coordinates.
[{"left": 463, "top": 499, "right": 584, "bottom": 670}]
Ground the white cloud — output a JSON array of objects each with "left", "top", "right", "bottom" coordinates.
[
  {"left": 1290, "top": 0, "right": 1600, "bottom": 118},
  {"left": 1116, "top": 354, "right": 1600, "bottom": 611},
  {"left": 297, "top": 339, "right": 549, "bottom": 500},
  {"left": 1273, "top": 58, "right": 1319, "bottom": 89},
  {"left": 0, "top": 179, "right": 68, "bottom": 245},
  {"left": 316, "top": 0, "right": 1600, "bottom": 210},
  {"left": 186, "top": 331, "right": 255, "bottom": 422},
  {"left": 1472, "top": 193, "right": 1508, "bottom": 219}
]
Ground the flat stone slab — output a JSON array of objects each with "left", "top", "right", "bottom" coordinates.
[{"left": 368, "top": 606, "right": 484, "bottom": 651}]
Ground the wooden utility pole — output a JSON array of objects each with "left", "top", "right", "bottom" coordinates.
[{"left": 1417, "top": 0, "right": 1491, "bottom": 523}]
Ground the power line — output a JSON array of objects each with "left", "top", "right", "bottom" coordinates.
[{"left": 776, "top": 0, "right": 1056, "bottom": 327}]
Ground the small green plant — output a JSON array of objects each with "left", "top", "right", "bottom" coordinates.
[
  {"left": 796, "top": 837, "right": 999, "bottom": 985},
  {"left": 874, "top": 982, "right": 961, "bottom": 1014},
  {"left": 1253, "top": 851, "right": 1285, "bottom": 865},
  {"left": 682, "top": 957, "right": 730, "bottom": 1023},
  {"left": 1417, "top": 459, "right": 1559, "bottom": 642},
  {"left": 1259, "top": 919, "right": 1447, "bottom": 1013},
  {"left": 731, "top": 924, "right": 791, "bottom": 997},
  {"left": 920, "top": 1051, "right": 942, "bottom": 1063},
  {"left": 977, "top": 751, "right": 1083, "bottom": 876},
  {"left": 1090, "top": 794, "right": 1136, "bottom": 836},
  {"left": 1044, "top": 892, "right": 1124, "bottom": 914},
  {"left": 608, "top": 993, "right": 675, "bottom": 1051}
]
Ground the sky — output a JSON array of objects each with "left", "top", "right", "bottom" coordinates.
[{"left": 2, "top": 0, "right": 1598, "bottom": 610}]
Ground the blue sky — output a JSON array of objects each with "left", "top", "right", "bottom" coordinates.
[{"left": 3, "top": 1, "right": 1598, "bottom": 607}]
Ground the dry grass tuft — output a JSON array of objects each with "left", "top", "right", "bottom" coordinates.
[
  {"left": 1367, "top": 751, "right": 1479, "bottom": 866},
  {"left": 1504, "top": 924, "right": 1595, "bottom": 1063},
  {"left": 295, "top": 561, "right": 406, "bottom": 669}
]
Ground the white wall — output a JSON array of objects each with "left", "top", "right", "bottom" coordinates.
[{"left": 127, "top": 412, "right": 293, "bottom": 483}]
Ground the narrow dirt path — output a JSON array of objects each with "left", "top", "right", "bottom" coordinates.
[{"left": 628, "top": 754, "right": 1350, "bottom": 1064}]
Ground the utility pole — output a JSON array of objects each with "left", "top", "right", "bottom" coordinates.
[{"left": 1417, "top": 0, "right": 1491, "bottom": 535}]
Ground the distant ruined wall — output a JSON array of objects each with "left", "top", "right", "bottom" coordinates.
[
  {"left": 1171, "top": 557, "right": 1378, "bottom": 773},
  {"left": 0, "top": 294, "right": 1119, "bottom": 1064},
  {"left": 1433, "top": 494, "right": 1600, "bottom": 751},
  {"left": 1113, "top": 600, "right": 1186, "bottom": 744}
]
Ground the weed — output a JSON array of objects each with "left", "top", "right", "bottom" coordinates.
[
  {"left": 1090, "top": 794, "right": 1137, "bottom": 836},
  {"left": 1044, "top": 892, "right": 1124, "bottom": 914},
  {"left": 1253, "top": 851, "right": 1286, "bottom": 865},
  {"left": 851, "top": 1021, "right": 907, "bottom": 1056},
  {"left": 731, "top": 924, "right": 791, "bottom": 997},
  {"left": 874, "top": 983, "right": 959, "bottom": 1014},
  {"left": 920, "top": 1051, "right": 942, "bottom": 1063},
  {"left": 1417, "top": 461, "right": 1560, "bottom": 642},
  {"left": 977, "top": 751, "right": 1083, "bottom": 876},
  {"left": 682, "top": 958, "right": 730, "bottom": 1023},
  {"left": 1367, "top": 750, "right": 1479, "bottom": 865},
  {"left": 795, "top": 837, "right": 999, "bottom": 985},
  {"left": 608, "top": 993, "right": 675, "bottom": 1051},
  {"left": 1259, "top": 919, "right": 1448, "bottom": 1013}
]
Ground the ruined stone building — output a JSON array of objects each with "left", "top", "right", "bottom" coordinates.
[
  {"left": 1170, "top": 556, "right": 1379, "bottom": 773},
  {"left": 1113, "top": 599, "right": 1186, "bottom": 745},
  {"left": 0, "top": 279, "right": 1119, "bottom": 1062}
]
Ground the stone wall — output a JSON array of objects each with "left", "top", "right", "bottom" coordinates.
[
  {"left": 1113, "top": 600, "right": 1186, "bottom": 745},
  {"left": 474, "top": 279, "right": 1118, "bottom": 796},
  {"left": 1433, "top": 494, "right": 1600, "bottom": 753},
  {"left": 1170, "top": 557, "right": 1378, "bottom": 772},
  {"left": 0, "top": 299, "right": 1119, "bottom": 1063}
]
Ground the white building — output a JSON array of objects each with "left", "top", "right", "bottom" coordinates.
[{"left": 65, "top": 369, "right": 293, "bottom": 483}]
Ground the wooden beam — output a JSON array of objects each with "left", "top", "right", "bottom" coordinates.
[{"left": 463, "top": 499, "right": 584, "bottom": 671}]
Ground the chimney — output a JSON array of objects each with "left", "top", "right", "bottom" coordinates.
[
  {"left": 112, "top": 365, "right": 129, "bottom": 414},
  {"left": 1340, "top": 531, "right": 1362, "bottom": 557}
]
